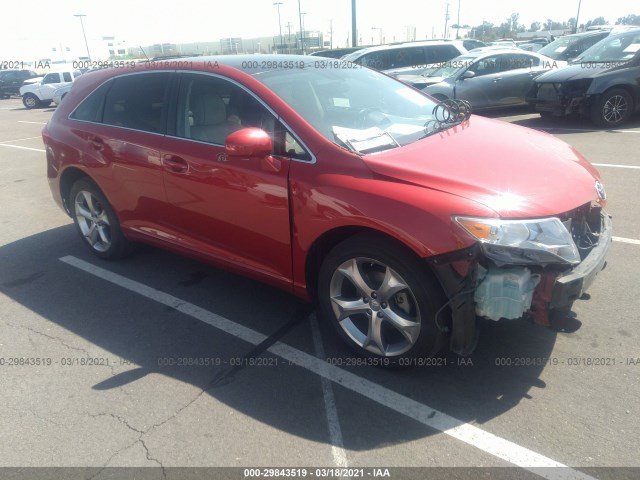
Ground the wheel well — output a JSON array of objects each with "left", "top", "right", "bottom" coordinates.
[
  {"left": 59, "top": 167, "right": 90, "bottom": 215},
  {"left": 304, "top": 226, "right": 425, "bottom": 299}
]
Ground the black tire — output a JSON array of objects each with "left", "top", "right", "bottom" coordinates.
[
  {"left": 539, "top": 111, "right": 554, "bottom": 119},
  {"left": 69, "top": 178, "right": 131, "bottom": 260},
  {"left": 22, "top": 93, "right": 40, "bottom": 109},
  {"left": 591, "top": 88, "right": 634, "bottom": 127},
  {"left": 318, "top": 234, "right": 448, "bottom": 361}
]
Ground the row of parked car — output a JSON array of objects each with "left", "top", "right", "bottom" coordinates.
[
  {"left": 314, "top": 27, "right": 640, "bottom": 127},
  {"left": 0, "top": 68, "right": 78, "bottom": 107}
]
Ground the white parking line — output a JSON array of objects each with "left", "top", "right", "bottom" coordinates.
[
  {"left": 0, "top": 136, "right": 43, "bottom": 144},
  {"left": 592, "top": 163, "right": 640, "bottom": 170},
  {"left": 17, "top": 120, "right": 47, "bottom": 125},
  {"left": 0, "top": 144, "right": 45, "bottom": 153},
  {"left": 545, "top": 128, "right": 640, "bottom": 134},
  {"left": 60, "top": 255, "right": 597, "bottom": 480},
  {"left": 613, "top": 236, "right": 640, "bottom": 245},
  {"left": 310, "top": 315, "right": 348, "bottom": 468}
]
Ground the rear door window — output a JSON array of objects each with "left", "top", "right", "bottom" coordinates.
[
  {"left": 103, "top": 73, "right": 171, "bottom": 133},
  {"left": 425, "top": 45, "right": 461, "bottom": 64},
  {"left": 387, "top": 47, "right": 426, "bottom": 69},
  {"left": 62, "top": 72, "right": 72, "bottom": 82}
]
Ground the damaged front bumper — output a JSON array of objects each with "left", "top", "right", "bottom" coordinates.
[
  {"left": 527, "top": 82, "right": 594, "bottom": 117},
  {"left": 429, "top": 210, "right": 612, "bottom": 356}
]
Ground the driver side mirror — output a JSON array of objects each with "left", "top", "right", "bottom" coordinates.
[
  {"left": 225, "top": 128, "right": 273, "bottom": 158},
  {"left": 224, "top": 127, "right": 281, "bottom": 172},
  {"left": 460, "top": 70, "right": 476, "bottom": 80}
]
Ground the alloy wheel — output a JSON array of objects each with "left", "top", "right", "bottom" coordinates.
[
  {"left": 74, "top": 190, "right": 112, "bottom": 252},
  {"left": 328, "top": 257, "right": 421, "bottom": 356}
]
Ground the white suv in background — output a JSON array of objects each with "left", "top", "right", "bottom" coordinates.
[
  {"left": 341, "top": 40, "right": 481, "bottom": 75},
  {"left": 19, "top": 70, "right": 82, "bottom": 108}
]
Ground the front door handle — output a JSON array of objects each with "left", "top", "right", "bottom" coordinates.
[{"left": 163, "top": 155, "right": 189, "bottom": 173}]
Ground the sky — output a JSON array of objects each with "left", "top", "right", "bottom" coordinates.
[{"left": 1, "top": 0, "right": 636, "bottom": 60}]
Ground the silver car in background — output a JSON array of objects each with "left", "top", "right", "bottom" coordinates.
[{"left": 399, "top": 49, "right": 566, "bottom": 110}]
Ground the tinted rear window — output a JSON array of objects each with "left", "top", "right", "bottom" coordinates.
[
  {"left": 425, "top": 45, "right": 462, "bottom": 63},
  {"left": 70, "top": 80, "right": 113, "bottom": 123},
  {"left": 102, "top": 73, "right": 171, "bottom": 133}
]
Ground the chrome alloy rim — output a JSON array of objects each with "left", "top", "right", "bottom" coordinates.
[
  {"left": 74, "top": 191, "right": 111, "bottom": 252},
  {"left": 602, "top": 95, "right": 627, "bottom": 124},
  {"left": 329, "top": 257, "right": 421, "bottom": 356}
]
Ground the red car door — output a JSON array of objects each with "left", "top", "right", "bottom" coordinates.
[
  {"left": 161, "top": 73, "right": 294, "bottom": 286},
  {"left": 69, "top": 73, "right": 172, "bottom": 234}
]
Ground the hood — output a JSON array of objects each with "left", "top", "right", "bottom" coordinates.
[
  {"left": 535, "top": 62, "right": 626, "bottom": 82},
  {"left": 362, "top": 116, "right": 602, "bottom": 218},
  {"left": 398, "top": 75, "right": 446, "bottom": 88}
]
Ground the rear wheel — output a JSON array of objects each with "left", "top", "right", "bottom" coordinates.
[
  {"left": 318, "top": 234, "right": 447, "bottom": 361},
  {"left": 591, "top": 88, "right": 633, "bottom": 127},
  {"left": 69, "top": 178, "right": 131, "bottom": 260},
  {"left": 22, "top": 93, "right": 40, "bottom": 109}
]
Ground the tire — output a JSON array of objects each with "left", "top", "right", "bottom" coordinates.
[
  {"left": 591, "top": 88, "right": 634, "bottom": 127},
  {"left": 69, "top": 178, "right": 131, "bottom": 260},
  {"left": 539, "top": 111, "right": 554, "bottom": 119},
  {"left": 22, "top": 93, "right": 40, "bottom": 109},
  {"left": 318, "top": 234, "right": 448, "bottom": 361}
]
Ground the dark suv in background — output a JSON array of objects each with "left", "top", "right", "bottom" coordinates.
[
  {"left": 528, "top": 28, "right": 640, "bottom": 127},
  {"left": 0, "top": 70, "right": 40, "bottom": 98}
]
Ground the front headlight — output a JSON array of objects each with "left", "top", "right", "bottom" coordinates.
[{"left": 454, "top": 216, "right": 580, "bottom": 265}]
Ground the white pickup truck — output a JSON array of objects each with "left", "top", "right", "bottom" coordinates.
[{"left": 19, "top": 70, "right": 82, "bottom": 108}]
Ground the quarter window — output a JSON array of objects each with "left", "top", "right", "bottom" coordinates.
[
  {"left": 103, "top": 73, "right": 170, "bottom": 133},
  {"left": 70, "top": 80, "right": 113, "bottom": 123}
]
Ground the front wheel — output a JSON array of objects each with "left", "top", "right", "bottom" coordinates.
[
  {"left": 69, "top": 178, "right": 131, "bottom": 260},
  {"left": 22, "top": 93, "right": 40, "bottom": 109},
  {"left": 318, "top": 235, "right": 447, "bottom": 360},
  {"left": 591, "top": 88, "right": 633, "bottom": 127}
]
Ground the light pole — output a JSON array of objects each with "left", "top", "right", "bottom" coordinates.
[
  {"left": 456, "top": 0, "right": 461, "bottom": 39},
  {"left": 575, "top": 0, "right": 582, "bottom": 33},
  {"left": 297, "top": 0, "right": 304, "bottom": 54},
  {"left": 372, "top": 27, "right": 382, "bottom": 45},
  {"left": 301, "top": 12, "right": 307, "bottom": 53},
  {"left": 74, "top": 14, "right": 91, "bottom": 61},
  {"left": 273, "top": 2, "right": 284, "bottom": 53}
]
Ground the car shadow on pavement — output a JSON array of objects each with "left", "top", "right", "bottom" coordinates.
[
  {"left": 0, "top": 225, "right": 567, "bottom": 450},
  {"left": 477, "top": 107, "right": 640, "bottom": 132}
]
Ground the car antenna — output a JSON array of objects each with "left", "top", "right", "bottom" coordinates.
[{"left": 139, "top": 46, "right": 150, "bottom": 61}]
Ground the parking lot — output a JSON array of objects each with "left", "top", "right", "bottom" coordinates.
[{"left": 1, "top": 97, "right": 639, "bottom": 479}]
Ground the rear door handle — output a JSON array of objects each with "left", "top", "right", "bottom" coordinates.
[
  {"left": 492, "top": 77, "right": 502, "bottom": 82},
  {"left": 87, "top": 136, "right": 104, "bottom": 151},
  {"left": 163, "top": 155, "right": 189, "bottom": 173}
]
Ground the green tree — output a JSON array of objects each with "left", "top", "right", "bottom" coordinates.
[
  {"left": 585, "top": 16, "right": 608, "bottom": 28},
  {"left": 616, "top": 14, "right": 640, "bottom": 25},
  {"left": 529, "top": 21, "right": 541, "bottom": 31}
]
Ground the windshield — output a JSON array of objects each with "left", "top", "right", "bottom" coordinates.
[
  {"left": 577, "top": 30, "right": 640, "bottom": 63},
  {"left": 423, "top": 55, "right": 476, "bottom": 78},
  {"left": 254, "top": 65, "right": 451, "bottom": 154},
  {"left": 538, "top": 33, "right": 606, "bottom": 60}
]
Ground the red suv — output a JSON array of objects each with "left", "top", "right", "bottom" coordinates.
[{"left": 44, "top": 56, "right": 611, "bottom": 361}]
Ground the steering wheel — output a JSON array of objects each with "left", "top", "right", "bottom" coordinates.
[{"left": 356, "top": 107, "right": 391, "bottom": 129}]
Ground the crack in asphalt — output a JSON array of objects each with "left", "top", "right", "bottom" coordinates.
[{"left": 7, "top": 322, "right": 122, "bottom": 378}]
